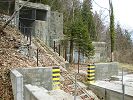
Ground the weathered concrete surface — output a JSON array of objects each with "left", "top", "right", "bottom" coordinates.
[
  {"left": 16, "top": 0, "right": 63, "bottom": 47},
  {"left": 19, "top": 0, "right": 51, "bottom": 10},
  {"left": 78, "top": 62, "right": 118, "bottom": 80},
  {"left": 33, "top": 20, "right": 50, "bottom": 45},
  {"left": 10, "top": 69, "right": 23, "bottom": 100},
  {"left": 73, "top": 42, "right": 107, "bottom": 63},
  {"left": 17, "top": 67, "right": 53, "bottom": 90},
  {"left": 10, "top": 67, "right": 61, "bottom": 100},
  {"left": 49, "top": 11, "right": 63, "bottom": 47},
  {"left": 89, "top": 81, "right": 133, "bottom": 100},
  {"left": 92, "top": 42, "right": 108, "bottom": 63},
  {"left": 95, "top": 62, "right": 118, "bottom": 80},
  {"left": 24, "top": 84, "right": 82, "bottom": 100}
]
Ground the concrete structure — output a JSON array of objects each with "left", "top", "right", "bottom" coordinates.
[
  {"left": 10, "top": 70, "right": 23, "bottom": 100},
  {"left": 50, "top": 12, "right": 64, "bottom": 47},
  {"left": 88, "top": 66, "right": 133, "bottom": 100},
  {"left": 89, "top": 81, "right": 133, "bottom": 100},
  {"left": 78, "top": 62, "right": 118, "bottom": 81},
  {"left": 91, "top": 42, "right": 107, "bottom": 63},
  {"left": 10, "top": 67, "right": 61, "bottom": 100},
  {"left": 73, "top": 42, "right": 108, "bottom": 63},
  {"left": 95, "top": 62, "right": 118, "bottom": 80},
  {"left": 15, "top": 0, "right": 63, "bottom": 46},
  {"left": 24, "top": 84, "right": 81, "bottom": 100}
]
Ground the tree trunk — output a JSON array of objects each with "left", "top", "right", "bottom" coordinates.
[
  {"left": 64, "top": 45, "right": 67, "bottom": 61},
  {"left": 69, "top": 40, "right": 74, "bottom": 64}
]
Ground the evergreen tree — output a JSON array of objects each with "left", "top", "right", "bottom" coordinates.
[
  {"left": 67, "top": 2, "right": 94, "bottom": 63},
  {"left": 109, "top": 0, "right": 115, "bottom": 62},
  {"left": 82, "top": 0, "right": 96, "bottom": 41}
]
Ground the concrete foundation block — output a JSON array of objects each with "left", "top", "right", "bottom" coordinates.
[{"left": 10, "top": 69, "right": 23, "bottom": 100}]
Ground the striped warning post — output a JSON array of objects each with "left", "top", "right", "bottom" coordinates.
[
  {"left": 87, "top": 64, "right": 95, "bottom": 84},
  {"left": 52, "top": 67, "right": 60, "bottom": 90}
]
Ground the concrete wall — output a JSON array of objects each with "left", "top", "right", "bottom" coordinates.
[
  {"left": 33, "top": 20, "right": 50, "bottom": 45},
  {"left": 49, "top": 11, "right": 63, "bottom": 47},
  {"left": 95, "top": 62, "right": 118, "bottom": 80},
  {"left": 24, "top": 84, "right": 53, "bottom": 100},
  {"left": 10, "top": 69, "right": 23, "bottom": 100},
  {"left": 72, "top": 42, "right": 107, "bottom": 63},
  {"left": 89, "top": 85, "right": 133, "bottom": 100},
  {"left": 91, "top": 42, "right": 108, "bottom": 63},
  {"left": 24, "top": 84, "right": 76, "bottom": 100},
  {"left": 10, "top": 67, "right": 60, "bottom": 100},
  {"left": 17, "top": 67, "right": 53, "bottom": 90}
]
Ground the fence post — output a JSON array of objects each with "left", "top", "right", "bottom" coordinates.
[
  {"left": 59, "top": 44, "right": 60, "bottom": 56},
  {"left": 54, "top": 41, "right": 55, "bottom": 52},
  {"left": 87, "top": 64, "right": 95, "bottom": 84},
  {"left": 37, "top": 49, "right": 39, "bottom": 66},
  {"left": 52, "top": 67, "right": 60, "bottom": 90}
]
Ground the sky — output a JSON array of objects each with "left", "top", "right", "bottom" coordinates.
[
  {"left": 92, "top": 0, "right": 133, "bottom": 39},
  {"left": 92, "top": 0, "right": 133, "bottom": 30}
]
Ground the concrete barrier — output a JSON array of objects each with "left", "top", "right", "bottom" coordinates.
[{"left": 10, "top": 69, "right": 23, "bottom": 100}]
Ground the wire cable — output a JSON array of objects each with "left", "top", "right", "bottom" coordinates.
[{"left": 92, "top": 0, "right": 109, "bottom": 11}]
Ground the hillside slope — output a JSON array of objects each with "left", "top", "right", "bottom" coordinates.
[{"left": 0, "top": 24, "right": 37, "bottom": 100}]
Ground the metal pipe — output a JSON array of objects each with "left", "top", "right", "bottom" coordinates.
[
  {"left": 105, "top": 88, "right": 107, "bottom": 100},
  {"left": 122, "top": 67, "right": 125, "bottom": 100},
  {"left": 54, "top": 41, "right": 55, "bottom": 52},
  {"left": 74, "top": 73, "right": 77, "bottom": 100},
  {"left": 59, "top": 44, "right": 60, "bottom": 56},
  {"left": 37, "top": 49, "right": 39, "bottom": 66},
  {"left": 29, "top": 32, "right": 31, "bottom": 45},
  {"left": 78, "top": 48, "right": 80, "bottom": 73},
  {"left": 24, "top": 27, "right": 25, "bottom": 38},
  {"left": 27, "top": 32, "right": 28, "bottom": 41}
]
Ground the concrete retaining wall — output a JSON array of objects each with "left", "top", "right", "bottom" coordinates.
[
  {"left": 95, "top": 62, "right": 118, "bottom": 80},
  {"left": 10, "top": 67, "right": 60, "bottom": 100},
  {"left": 89, "top": 85, "right": 133, "bottom": 100},
  {"left": 17, "top": 67, "right": 53, "bottom": 90}
]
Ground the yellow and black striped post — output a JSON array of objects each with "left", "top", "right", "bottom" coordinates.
[
  {"left": 87, "top": 64, "right": 95, "bottom": 84},
  {"left": 52, "top": 67, "right": 60, "bottom": 90}
]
